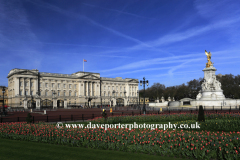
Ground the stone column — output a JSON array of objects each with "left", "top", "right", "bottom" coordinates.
[
  {"left": 97, "top": 82, "right": 99, "bottom": 97},
  {"left": 78, "top": 81, "right": 81, "bottom": 96},
  {"left": 53, "top": 97, "right": 57, "bottom": 109},
  {"left": 92, "top": 82, "right": 94, "bottom": 96},
  {"left": 89, "top": 101, "right": 91, "bottom": 107},
  {"left": 124, "top": 98, "right": 127, "bottom": 106},
  {"left": 88, "top": 82, "right": 91, "bottom": 96},
  {"left": 15, "top": 77, "right": 19, "bottom": 96},
  {"left": 84, "top": 82, "right": 86, "bottom": 96},
  {"left": 24, "top": 98, "right": 28, "bottom": 109},
  {"left": 64, "top": 99, "right": 68, "bottom": 109},
  {"left": 35, "top": 78, "right": 38, "bottom": 95},
  {"left": 36, "top": 98, "right": 41, "bottom": 109},
  {"left": 23, "top": 78, "right": 25, "bottom": 96},
  {"left": 29, "top": 78, "right": 31, "bottom": 95},
  {"left": 93, "top": 82, "right": 95, "bottom": 96},
  {"left": 112, "top": 98, "right": 116, "bottom": 107},
  {"left": 85, "top": 81, "right": 88, "bottom": 96}
]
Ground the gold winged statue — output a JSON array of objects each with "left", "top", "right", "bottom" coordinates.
[{"left": 205, "top": 50, "right": 213, "bottom": 68}]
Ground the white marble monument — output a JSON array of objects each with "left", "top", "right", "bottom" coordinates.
[
  {"left": 150, "top": 50, "right": 240, "bottom": 108},
  {"left": 196, "top": 64, "right": 225, "bottom": 100}
]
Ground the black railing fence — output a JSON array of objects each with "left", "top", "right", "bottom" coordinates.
[
  {"left": 1, "top": 106, "right": 240, "bottom": 123},
  {"left": 1, "top": 105, "right": 240, "bottom": 112}
]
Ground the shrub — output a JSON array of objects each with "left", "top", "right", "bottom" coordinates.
[
  {"left": 26, "top": 113, "right": 33, "bottom": 123},
  {"left": 101, "top": 109, "right": 107, "bottom": 119},
  {"left": 197, "top": 105, "right": 205, "bottom": 122}
]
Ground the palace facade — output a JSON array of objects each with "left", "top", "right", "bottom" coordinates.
[{"left": 7, "top": 69, "right": 139, "bottom": 108}]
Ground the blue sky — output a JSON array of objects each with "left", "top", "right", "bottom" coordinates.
[{"left": 1, "top": 0, "right": 240, "bottom": 89}]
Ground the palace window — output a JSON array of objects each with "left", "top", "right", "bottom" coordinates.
[
  {"left": 74, "top": 92, "right": 77, "bottom": 96},
  {"left": 108, "top": 86, "right": 110, "bottom": 90},
  {"left": 74, "top": 84, "right": 77, "bottom": 89},
  {"left": 69, "top": 84, "right": 72, "bottom": 89},
  {"left": 25, "top": 91, "right": 28, "bottom": 95},
  {"left": 120, "top": 86, "right": 122, "bottom": 90},
  {"left": 52, "top": 84, "right": 54, "bottom": 88},
  {"left": 40, "top": 83, "right": 42, "bottom": 87},
  {"left": 116, "top": 86, "right": 118, "bottom": 90},
  {"left": 64, "top": 91, "right": 66, "bottom": 96},
  {"left": 120, "top": 92, "right": 122, "bottom": 97},
  {"left": 30, "top": 91, "right": 33, "bottom": 95},
  {"left": 20, "top": 82, "right": 22, "bottom": 86},
  {"left": 64, "top": 84, "right": 66, "bottom": 88},
  {"left": 25, "top": 82, "right": 28, "bottom": 86},
  {"left": 58, "top": 91, "right": 60, "bottom": 96},
  {"left": 112, "top": 86, "right": 114, "bottom": 90},
  {"left": 45, "top": 83, "right": 48, "bottom": 88},
  {"left": 69, "top": 91, "right": 71, "bottom": 96},
  {"left": 45, "top": 91, "right": 48, "bottom": 96},
  {"left": 58, "top": 83, "right": 60, "bottom": 88},
  {"left": 20, "top": 90, "right": 22, "bottom": 96},
  {"left": 31, "top": 82, "right": 33, "bottom": 87}
]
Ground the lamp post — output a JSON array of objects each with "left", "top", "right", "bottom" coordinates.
[
  {"left": 140, "top": 77, "right": 148, "bottom": 114},
  {"left": 1, "top": 86, "right": 6, "bottom": 116}
]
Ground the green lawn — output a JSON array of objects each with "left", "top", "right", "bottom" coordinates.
[{"left": 0, "top": 138, "right": 188, "bottom": 160}]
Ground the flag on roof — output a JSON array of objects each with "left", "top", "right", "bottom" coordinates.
[{"left": 84, "top": 59, "right": 87, "bottom": 62}]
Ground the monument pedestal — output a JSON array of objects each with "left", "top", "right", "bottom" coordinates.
[{"left": 197, "top": 65, "right": 225, "bottom": 101}]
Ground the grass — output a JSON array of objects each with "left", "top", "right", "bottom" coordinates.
[{"left": 0, "top": 138, "right": 189, "bottom": 160}]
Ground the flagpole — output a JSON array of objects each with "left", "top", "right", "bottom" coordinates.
[{"left": 83, "top": 59, "right": 84, "bottom": 72}]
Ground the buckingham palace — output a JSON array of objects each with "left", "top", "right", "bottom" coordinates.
[{"left": 6, "top": 68, "right": 139, "bottom": 109}]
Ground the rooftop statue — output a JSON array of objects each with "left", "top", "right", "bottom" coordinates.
[{"left": 205, "top": 50, "right": 213, "bottom": 68}]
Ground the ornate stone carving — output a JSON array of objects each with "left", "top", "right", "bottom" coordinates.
[{"left": 201, "top": 75, "right": 221, "bottom": 91}]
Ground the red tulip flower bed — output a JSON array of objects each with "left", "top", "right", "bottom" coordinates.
[{"left": 0, "top": 122, "right": 239, "bottom": 160}]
